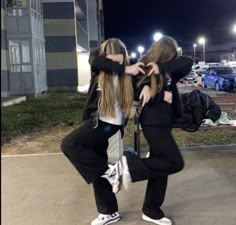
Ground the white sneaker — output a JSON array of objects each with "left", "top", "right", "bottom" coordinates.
[
  {"left": 217, "top": 112, "right": 234, "bottom": 125},
  {"left": 102, "top": 162, "right": 122, "bottom": 194},
  {"left": 121, "top": 156, "right": 131, "bottom": 191},
  {"left": 142, "top": 213, "right": 172, "bottom": 225},
  {"left": 91, "top": 212, "right": 120, "bottom": 225},
  {"left": 201, "top": 119, "right": 218, "bottom": 127}
]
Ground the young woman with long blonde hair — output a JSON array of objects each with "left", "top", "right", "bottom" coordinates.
[
  {"left": 120, "top": 36, "right": 193, "bottom": 225},
  {"left": 61, "top": 38, "right": 145, "bottom": 225}
]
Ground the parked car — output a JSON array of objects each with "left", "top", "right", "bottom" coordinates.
[
  {"left": 179, "top": 71, "right": 198, "bottom": 83},
  {"left": 202, "top": 66, "right": 236, "bottom": 92}
]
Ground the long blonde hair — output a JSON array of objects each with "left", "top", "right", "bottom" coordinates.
[
  {"left": 138, "top": 36, "right": 179, "bottom": 97},
  {"left": 98, "top": 38, "right": 133, "bottom": 118}
]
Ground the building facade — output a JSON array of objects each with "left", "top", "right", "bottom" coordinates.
[
  {"left": 1, "top": 0, "right": 104, "bottom": 97},
  {"left": 1, "top": 0, "right": 8, "bottom": 97},
  {"left": 1, "top": 0, "right": 47, "bottom": 97},
  {"left": 42, "top": 0, "right": 104, "bottom": 91}
]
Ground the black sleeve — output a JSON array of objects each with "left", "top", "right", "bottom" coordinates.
[
  {"left": 89, "top": 48, "right": 125, "bottom": 75},
  {"left": 132, "top": 73, "right": 151, "bottom": 101},
  {"left": 157, "top": 56, "right": 193, "bottom": 82}
]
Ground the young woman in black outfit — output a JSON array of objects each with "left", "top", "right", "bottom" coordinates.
[
  {"left": 94, "top": 36, "right": 193, "bottom": 225},
  {"left": 122, "top": 36, "right": 193, "bottom": 225},
  {"left": 61, "top": 38, "right": 145, "bottom": 225}
]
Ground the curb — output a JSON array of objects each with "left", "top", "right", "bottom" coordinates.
[
  {"left": 180, "top": 143, "right": 236, "bottom": 152},
  {"left": 1, "top": 96, "right": 26, "bottom": 107}
]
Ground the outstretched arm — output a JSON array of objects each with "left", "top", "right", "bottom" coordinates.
[
  {"left": 89, "top": 48, "right": 145, "bottom": 77},
  {"left": 89, "top": 48, "right": 125, "bottom": 75},
  {"left": 157, "top": 56, "right": 193, "bottom": 82}
]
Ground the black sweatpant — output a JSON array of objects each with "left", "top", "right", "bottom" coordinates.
[
  {"left": 61, "top": 120, "right": 122, "bottom": 214},
  {"left": 126, "top": 126, "right": 184, "bottom": 219}
]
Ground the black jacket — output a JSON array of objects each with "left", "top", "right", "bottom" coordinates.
[
  {"left": 83, "top": 49, "right": 193, "bottom": 128},
  {"left": 139, "top": 56, "right": 193, "bottom": 127}
]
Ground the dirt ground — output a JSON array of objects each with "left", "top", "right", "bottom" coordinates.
[{"left": 1, "top": 127, "right": 75, "bottom": 155}]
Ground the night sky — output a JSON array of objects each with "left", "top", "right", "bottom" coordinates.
[{"left": 103, "top": 0, "right": 236, "bottom": 52}]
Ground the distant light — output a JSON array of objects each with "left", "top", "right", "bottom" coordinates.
[
  {"left": 198, "top": 37, "right": 206, "bottom": 45},
  {"left": 233, "top": 24, "right": 236, "bottom": 34},
  {"left": 137, "top": 46, "right": 145, "bottom": 53},
  {"left": 193, "top": 43, "right": 197, "bottom": 48},
  {"left": 177, "top": 47, "right": 182, "bottom": 51},
  {"left": 153, "top": 32, "right": 163, "bottom": 41},
  {"left": 130, "top": 52, "right": 137, "bottom": 58}
]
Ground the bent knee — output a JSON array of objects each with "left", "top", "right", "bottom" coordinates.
[
  {"left": 173, "top": 158, "right": 184, "bottom": 173},
  {"left": 60, "top": 136, "right": 73, "bottom": 154}
]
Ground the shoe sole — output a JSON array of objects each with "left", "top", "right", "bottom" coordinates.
[{"left": 142, "top": 214, "right": 172, "bottom": 225}]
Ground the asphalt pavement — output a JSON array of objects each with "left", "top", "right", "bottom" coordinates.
[{"left": 2, "top": 145, "right": 236, "bottom": 225}]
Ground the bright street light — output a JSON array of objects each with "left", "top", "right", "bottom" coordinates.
[
  {"left": 130, "top": 52, "right": 137, "bottom": 58},
  {"left": 198, "top": 37, "right": 206, "bottom": 62},
  {"left": 193, "top": 43, "right": 197, "bottom": 64},
  {"left": 233, "top": 24, "right": 236, "bottom": 34},
  {"left": 137, "top": 46, "right": 145, "bottom": 57},
  {"left": 153, "top": 32, "right": 163, "bottom": 41}
]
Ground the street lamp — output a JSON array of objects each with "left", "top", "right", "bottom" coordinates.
[
  {"left": 130, "top": 52, "right": 137, "bottom": 58},
  {"left": 198, "top": 37, "right": 206, "bottom": 62},
  {"left": 137, "top": 46, "right": 145, "bottom": 58},
  {"left": 193, "top": 43, "right": 197, "bottom": 64},
  {"left": 177, "top": 47, "right": 182, "bottom": 56},
  {"left": 153, "top": 32, "right": 163, "bottom": 41}
]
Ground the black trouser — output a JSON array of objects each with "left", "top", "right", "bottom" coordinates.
[
  {"left": 126, "top": 126, "right": 184, "bottom": 219},
  {"left": 61, "top": 120, "right": 122, "bottom": 214}
]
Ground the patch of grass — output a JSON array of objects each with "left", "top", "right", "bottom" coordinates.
[
  {"left": 1, "top": 91, "right": 236, "bottom": 147},
  {"left": 1, "top": 92, "right": 86, "bottom": 145},
  {"left": 124, "top": 118, "right": 236, "bottom": 148},
  {"left": 173, "top": 129, "right": 236, "bottom": 147}
]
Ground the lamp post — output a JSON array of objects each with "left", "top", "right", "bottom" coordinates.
[
  {"left": 137, "top": 46, "right": 145, "bottom": 58},
  {"left": 193, "top": 43, "right": 197, "bottom": 64},
  {"left": 198, "top": 37, "right": 206, "bottom": 62},
  {"left": 153, "top": 32, "right": 163, "bottom": 41}
]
